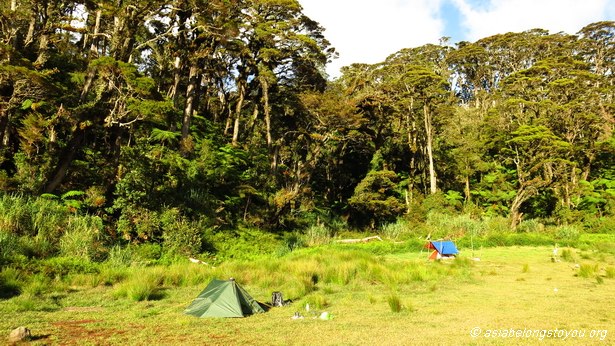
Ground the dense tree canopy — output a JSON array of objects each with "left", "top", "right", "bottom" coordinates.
[{"left": 0, "top": 0, "right": 613, "bottom": 249}]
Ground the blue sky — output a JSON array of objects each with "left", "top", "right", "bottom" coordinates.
[{"left": 300, "top": 0, "right": 615, "bottom": 77}]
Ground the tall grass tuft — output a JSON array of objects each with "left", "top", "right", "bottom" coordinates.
[
  {"left": 22, "top": 274, "right": 52, "bottom": 298},
  {"left": 606, "top": 267, "right": 615, "bottom": 279},
  {"left": 98, "top": 266, "right": 129, "bottom": 286},
  {"left": 380, "top": 220, "right": 409, "bottom": 240},
  {"left": 0, "top": 194, "right": 32, "bottom": 235},
  {"left": 276, "top": 233, "right": 306, "bottom": 256},
  {"left": 387, "top": 293, "right": 403, "bottom": 313},
  {"left": 302, "top": 292, "right": 329, "bottom": 310},
  {"left": 304, "top": 224, "right": 332, "bottom": 246},
  {"left": 323, "top": 261, "right": 357, "bottom": 285},
  {"left": 426, "top": 213, "right": 488, "bottom": 240},
  {"left": 59, "top": 216, "right": 104, "bottom": 261},
  {"left": 0, "top": 267, "right": 22, "bottom": 298},
  {"left": 555, "top": 225, "right": 580, "bottom": 242},
  {"left": 30, "top": 198, "right": 68, "bottom": 242},
  {"left": 560, "top": 248, "right": 576, "bottom": 262},
  {"left": 517, "top": 219, "right": 544, "bottom": 233},
  {"left": 408, "top": 265, "right": 428, "bottom": 282},
  {"left": 0, "top": 231, "right": 19, "bottom": 262},
  {"left": 578, "top": 264, "right": 599, "bottom": 278},
  {"left": 114, "top": 273, "right": 164, "bottom": 301}
]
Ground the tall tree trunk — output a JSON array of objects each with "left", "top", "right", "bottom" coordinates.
[
  {"left": 44, "top": 128, "right": 86, "bottom": 193},
  {"left": 464, "top": 175, "right": 471, "bottom": 203},
  {"left": 509, "top": 187, "right": 535, "bottom": 230},
  {"left": 406, "top": 99, "right": 416, "bottom": 207},
  {"left": 232, "top": 80, "right": 245, "bottom": 146},
  {"left": 34, "top": 4, "right": 51, "bottom": 67},
  {"left": 80, "top": 8, "right": 102, "bottom": 103},
  {"left": 24, "top": 15, "right": 35, "bottom": 47},
  {"left": 260, "top": 77, "right": 272, "bottom": 147},
  {"left": 88, "top": 9, "right": 102, "bottom": 57},
  {"left": 424, "top": 104, "right": 437, "bottom": 194},
  {"left": 169, "top": 56, "right": 182, "bottom": 105},
  {"left": 182, "top": 63, "right": 199, "bottom": 142},
  {"left": 0, "top": 103, "right": 8, "bottom": 147}
]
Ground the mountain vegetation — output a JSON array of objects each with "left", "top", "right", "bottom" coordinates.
[{"left": 0, "top": 0, "right": 613, "bottom": 262}]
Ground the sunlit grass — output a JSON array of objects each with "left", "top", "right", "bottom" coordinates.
[{"left": 0, "top": 246, "right": 613, "bottom": 345}]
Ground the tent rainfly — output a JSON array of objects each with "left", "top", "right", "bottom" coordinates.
[
  {"left": 185, "top": 278, "right": 265, "bottom": 318},
  {"left": 426, "top": 240, "right": 459, "bottom": 260}
]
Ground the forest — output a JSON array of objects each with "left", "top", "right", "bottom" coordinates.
[{"left": 0, "top": 0, "right": 614, "bottom": 261}]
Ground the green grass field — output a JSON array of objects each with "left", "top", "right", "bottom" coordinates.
[{"left": 1, "top": 245, "right": 614, "bottom": 345}]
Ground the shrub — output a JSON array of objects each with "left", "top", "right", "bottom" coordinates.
[
  {"left": 583, "top": 216, "right": 615, "bottom": 234},
  {"left": 0, "top": 194, "right": 32, "bottom": 235},
  {"left": 421, "top": 192, "right": 456, "bottom": 214},
  {"left": 485, "top": 233, "right": 507, "bottom": 247},
  {"left": 20, "top": 236, "right": 57, "bottom": 258},
  {"left": 0, "top": 231, "right": 19, "bottom": 262},
  {"left": 207, "top": 227, "right": 280, "bottom": 260},
  {"left": 276, "top": 233, "right": 306, "bottom": 256},
  {"left": 134, "top": 243, "right": 164, "bottom": 262},
  {"left": 517, "top": 219, "right": 545, "bottom": 233},
  {"left": 348, "top": 170, "right": 405, "bottom": 227},
  {"left": 59, "top": 216, "right": 104, "bottom": 261},
  {"left": 555, "top": 225, "right": 580, "bottom": 242},
  {"left": 426, "top": 213, "right": 487, "bottom": 240},
  {"left": 116, "top": 207, "right": 161, "bottom": 243},
  {"left": 161, "top": 209, "right": 202, "bottom": 257},
  {"left": 484, "top": 216, "right": 511, "bottom": 234},
  {"left": 506, "top": 233, "right": 554, "bottom": 246},
  {"left": 106, "top": 245, "right": 134, "bottom": 267}
]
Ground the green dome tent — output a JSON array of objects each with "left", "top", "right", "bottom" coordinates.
[{"left": 184, "top": 278, "right": 265, "bottom": 318}]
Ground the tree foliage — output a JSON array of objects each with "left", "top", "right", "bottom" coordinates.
[{"left": 0, "top": 1, "right": 613, "bottom": 257}]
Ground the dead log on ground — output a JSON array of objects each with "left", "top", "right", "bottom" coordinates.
[{"left": 335, "top": 236, "right": 383, "bottom": 244}]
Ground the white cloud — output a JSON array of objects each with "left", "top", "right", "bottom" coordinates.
[
  {"left": 300, "top": 0, "right": 445, "bottom": 77},
  {"left": 300, "top": 0, "right": 615, "bottom": 78},
  {"left": 453, "top": 0, "right": 612, "bottom": 41}
]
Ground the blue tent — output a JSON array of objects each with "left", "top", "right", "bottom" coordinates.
[{"left": 427, "top": 241, "right": 459, "bottom": 259}]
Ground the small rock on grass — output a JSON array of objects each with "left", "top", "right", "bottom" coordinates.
[{"left": 8, "top": 326, "right": 31, "bottom": 344}]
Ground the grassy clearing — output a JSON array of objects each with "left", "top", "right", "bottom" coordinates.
[{"left": 1, "top": 245, "right": 614, "bottom": 345}]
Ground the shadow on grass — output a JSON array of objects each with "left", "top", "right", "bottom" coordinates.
[
  {"left": 0, "top": 283, "right": 21, "bottom": 299},
  {"left": 31, "top": 334, "right": 52, "bottom": 342},
  {"left": 145, "top": 288, "right": 167, "bottom": 301}
]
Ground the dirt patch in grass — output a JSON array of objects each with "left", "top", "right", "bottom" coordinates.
[
  {"left": 51, "top": 319, "right": 129, "bottom": 345},
  {"left": 62, "top": 306, "right": 103, "bottom": 312}
]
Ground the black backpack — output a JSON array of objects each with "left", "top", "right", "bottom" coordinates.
[{"left": 271, "top": 291, "right": 284, "bottom": 307}]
